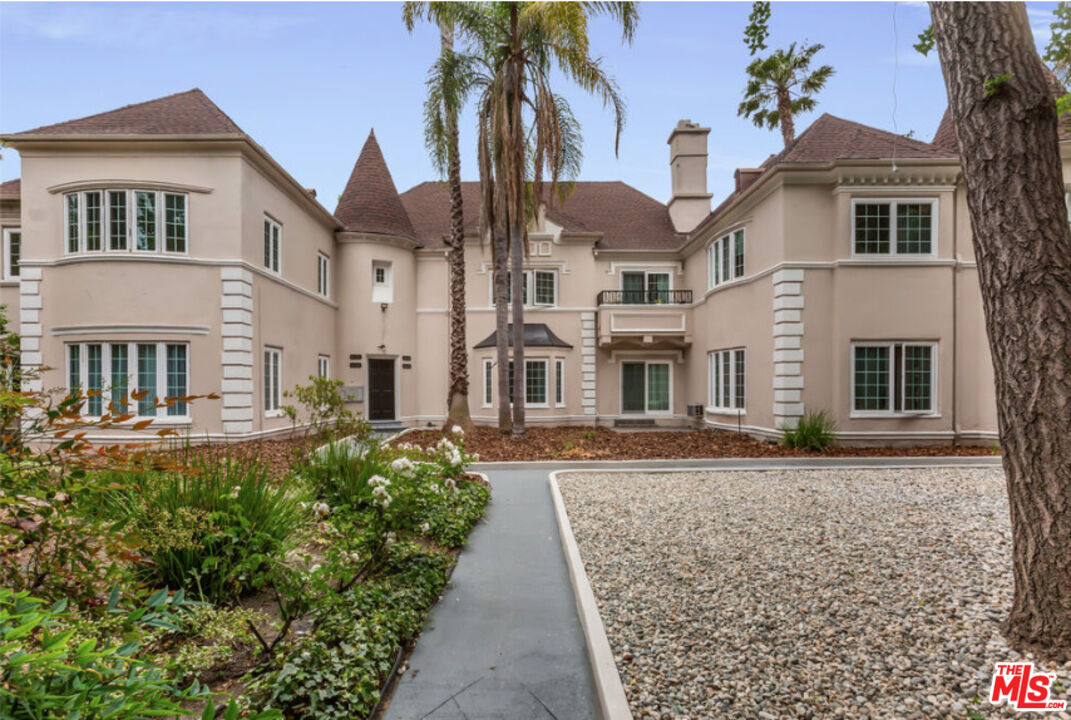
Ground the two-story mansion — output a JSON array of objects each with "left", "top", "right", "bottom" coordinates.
[{"left": 0, "top": 88, "right": 1014, "bottom": 444}]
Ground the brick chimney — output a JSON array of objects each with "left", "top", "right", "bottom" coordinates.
[{"left": 667, "top": 120, "right": 712, "bottom": 233}]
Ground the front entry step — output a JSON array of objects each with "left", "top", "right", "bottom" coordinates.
[
  {"left": 368, "top": 420, "right": 406, "bottom": 437},
  {"left": 614, "top": 418, "right": 656, "bottom": 428}
]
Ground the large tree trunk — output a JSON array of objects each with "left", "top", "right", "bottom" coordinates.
[
  {"left": 441, "top": 24, "right": 472, "bottom": 431},
  {"left": 493, "top": 227, "right": 512, "bottom": 433},
  {"left": 932, "top": 1, "right": 1071, "bottom": 661},
  {"left": 510, "top": 216, "right": 525, "bottom": 435},
  {"left": 776, "top": 86, "right": 795, "bottom": 146}
]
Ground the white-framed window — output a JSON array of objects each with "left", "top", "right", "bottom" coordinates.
[
  {"left": 503, "top": 359, "right": 550, "bottom": 407},
  {"left": 492, "top": 269, "right": 558, "bottom": 307},
  {"left": 620, "top": 270, "right": 672, "bottom": 304},
  {"left": 3, "top": 228, "right": 20, "bottom": 280},
  {"left": 263, "top": 216, "right": 281, "bottom": 273},
  {"left": 63, "top": 190, "right": 187, "bottom": 255},
  {"left": 482, "top": 358, "right": 494, "bottom": 407},
  {"left": 372, "top": 260, "right": 393, "bottom": 303},
  {"left": 851, "top": 198, "right": 937, "bottom": 256},
  {"left": 65, "top": 341, "right": 189, "bottom": 419},
  {"left": 317, "top": 252, "right": 330, "bottom": 297},
  {"left": 555, "top": 358, "right": 565, "bottom": 407},
  {"left": 706, "top": 228, "right": 745, "bottom": 290},
  {"left": 264, "top": 346, "right": 282, "bottom": 415},
  {"left": 851, "top": 341, "right": 937, "bottom": 416},
  {"left": 708, "top": 348, "right": 746, "bottom": 412},
  {"left": 621, "top": 360, "right": 671, "bottom": 414},
  {"left": 317, "top": 354, "right": 330, "bottom": 379}
]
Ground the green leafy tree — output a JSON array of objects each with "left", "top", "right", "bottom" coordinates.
[
  {"left": 738, "top": 3, "right": 834, "bottom": 147},
  {"left": 1045, "top": 1, "right": 1071, "bottom": 87}
]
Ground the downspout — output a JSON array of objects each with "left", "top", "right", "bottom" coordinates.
[{"left": 951, "top": 179, "right": 958, "bottom": 445}]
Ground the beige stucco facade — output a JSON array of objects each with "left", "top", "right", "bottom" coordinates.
[{"left": 0, "top": 96, "right": 1025, "bottom": 445}]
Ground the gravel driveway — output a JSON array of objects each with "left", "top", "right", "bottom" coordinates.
[{"left": 558, "top": 468, "right": 1071, "bottom": 720}]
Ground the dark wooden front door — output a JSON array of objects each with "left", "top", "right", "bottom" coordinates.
[{"left": 368, "top": 359, "right": 396, "bottom": 420}]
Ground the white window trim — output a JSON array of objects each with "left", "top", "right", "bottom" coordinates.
[
  {"left": 488, "top": 268, "right": 559, "bottom": 308},
  {"left": 482, "top": 358, "right": 494, "bottom": 408},
  {"left": 317, "top": 354, "right": 330, "bottom": 379},
  {"left": 523, "top": 358, "right": 550, "bottom": 408},
  {"left": 849, "top": 198, "right": 939, "bottom": 258},
  {"left": 707, "top": 347, "right": 746, "bottom": 413},
  {"left": 263, "top": 215, "right": 282, "bottom": 274},
  {"left": 555, "top": 357, "right": 566, "bottom": 407},
  {"left": 3, "top": 228, "right": 20, "bottom": 280},
  {"left": 317, "top": 252, "right": 330, "bottom": 297},
  {"left": 620, "top": 360, "right": 673, "bottom": 416},
  {"left": 849, "top": 340, "right": 939, "bottom": 418},
  {"left": 706, "top": 228, "right": 745, "bottom": 290},
  {"left": 264, "top": 346, "right": 283, "bottom": 416},
  {"left": 63, "top": 190, "right": 189, "bottom": 256},
  {"left": 65, "top": 341, "right": 190, "bottom": 422}
]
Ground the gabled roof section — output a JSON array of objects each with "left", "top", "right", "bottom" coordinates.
[
  {"left": 400, "top": 180, "right": 682, "bottom": 250},
  {"left": 6, "top": 89, "right": 243, "bottom": 137},
  {"left": 763, "top": 113, "right": 954, "bottom": 168},
  {"left": 0, "top": 179, "right": 19, "bottom": 198},
  {"left": 335, "top": 131, "right": 415, "bottom": 240}
]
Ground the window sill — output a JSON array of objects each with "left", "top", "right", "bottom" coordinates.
[
  {"left": 706, "top": 407, "right": 746, "bottom": 415},
  {"left": 850, "top": 411, "right": 940, "bottom": 419},
  {"left": 79, "top": 415, "right": 192, "bottom": 426},
  {"left": 265, "top": 409, "right": 286, "bottom": 419}
]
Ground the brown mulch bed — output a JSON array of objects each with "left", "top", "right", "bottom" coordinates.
[{"left": 400, "top": 426, "right": 999, "bottom": 462}]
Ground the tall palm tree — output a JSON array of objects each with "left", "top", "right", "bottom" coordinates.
[
  {"left": 404, "top": 4, "right": 479, "bottom": 430},
  {"left": 738, "top": 42, "right": 834, "bottom": 147}
]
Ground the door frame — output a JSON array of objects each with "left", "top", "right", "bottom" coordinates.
[
  {"left": 619, "top": 359, "right": 673, "bottom": 416},
  {"left": 365, "top": 355, "right": 399, "bottom": 421}
]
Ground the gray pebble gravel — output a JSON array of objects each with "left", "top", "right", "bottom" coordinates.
[{"left": 558, "top": 468, "right": 1071, "bottom": 720}]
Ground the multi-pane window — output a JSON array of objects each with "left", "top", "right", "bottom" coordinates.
[
  {"left": 483, "top": 359, "right": 494, "bottom": 407},
  {"left": 502, "top": 359, "right": 550, "bottom": 406},
  {"left": 317, "top": 253, "right": 330, "bottom": 297},
  {"left": 555, "top": 358, "right": 564, "bottom": 406},
  {"left": 708, "top": 348, "right": 746, "bottom": 411},
  {"left": 621, "top": 270, "right": 671, "bottom": 304},
  {"left": 264, "top": 217, "right": 281, "bottom": 273},
  {"left": 317, "top": 354, "right": 330, "bottom": 379},
  {"left": 852, "top": 342, "right": 936, "bottom": 414},
  {"left": 3, "top": 229, "right": 20, "bottom": 280},
  {"left": 66, "top": 342, "right": 188, "bottom": 418},
  {"left": 64, "top": 190, "right": 186, "bottom": 254},
  {"left": 498, "top": 269, "right": 557, "bottom": 306},
  {"left": 264, "top": 347, "right": 282, "bottom": 414},
  {"left": 707, "top": 229, "right": 745, "bottom": 289},
  {"left": 852, "top": 199, "right": 936, "bottom": 255},
  {"left": 621, "top": 361, "right": 671, "bottom": 414}
]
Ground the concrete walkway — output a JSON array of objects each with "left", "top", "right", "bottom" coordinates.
[
  {"left": 382, "top": 456, "right": 1004, "bottom": 720},
  {"left": 383, "top": 467, "right": 599, "bottom": 720}
]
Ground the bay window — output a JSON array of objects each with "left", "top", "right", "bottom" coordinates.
[
  {"left": 66, "top": 341, "right": 189, "bottom": 419},
  {"left": 707, "top": 229, "right": 745, "bottom": 289},
  {"left": 852, "top": 341, "right": 936, "bottom": 415},
  {"left": 63, "top": 189, "right": 187, "bottom": 255},
  {"left": 708, "top": 348, "right": 746, "bottom": 412},
  {"left": 852, "top": 199, "right": 936, "bottom": 256},
  {"left": 499, "top": 358, "right": 550, "bottom": 406}
]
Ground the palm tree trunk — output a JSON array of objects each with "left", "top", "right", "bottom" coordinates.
[
  {"left": 493, "top": 227, "right": 512, "bottom": 433},
  {"left": 510, "top": 215, "right": 525, "bottom": 435},
  {"left": 442, "top": 23, "right": 471, "bottom": 430},
  {"left": 507, "top": 3, "right": 526, "bottom": 437},
  {"left": 776, "top": 86, "right": 795, "bottom": 146}
]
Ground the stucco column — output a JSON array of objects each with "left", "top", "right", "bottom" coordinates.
[
  {"left": 220, "top": 266, "right": 254, "bottom": 435},
  {"left": 772, "top": 268, "right": 805, "bottom": 428}
]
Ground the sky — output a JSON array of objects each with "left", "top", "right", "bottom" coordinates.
[{"left": 0, "top": 1, "right": 1060, "bottom": 208}]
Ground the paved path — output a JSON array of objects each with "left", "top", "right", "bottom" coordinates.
[{"left": 383, "top": 468, "right": 599, "bottom": 720}]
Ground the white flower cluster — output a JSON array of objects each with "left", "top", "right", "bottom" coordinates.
[
  {"left": 368, "top": 474, "right": 392, "bottom": 508},
  {"left": 452, "top": 425, "right": 464, "bottom": 436},
  {"left": 419, "top": 522, "right": 430, "bottom": 534},
  {"left": 436, "top": 437, "right": 464, "bottom": 468},
  {"left": 312, "top": 501, "right": 331, "bottom": 519},
  {"left": 390, "top": 456, "right": 416, "bottom": 477},
  {"left": 229, "top": 486, "right": 241, "bottom": 499}
]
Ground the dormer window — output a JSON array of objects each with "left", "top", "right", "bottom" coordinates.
[
  {"left": 851, "top": 199, "right": 936, "bottom": 256},
  {"left": 64, "top": 189, "right": 186, "bottom": 255}
]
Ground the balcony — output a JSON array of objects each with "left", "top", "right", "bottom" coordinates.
[
  {"left": 596, "top": 289, "right": 692, "bottom": 349},
  {"left": 596, "top": 289, "right": 693, "bottom": 305}
]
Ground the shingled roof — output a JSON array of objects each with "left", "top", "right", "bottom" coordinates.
[
  {"left": 762, "top": 113, "right": 954, "bottom": 168},
  {"left": 335, "top": 131, "right": 415, "bottom": 240},
  {"left": 7, "top": 89, "right": 243, "bottom": 137},
  {"left": 400, "top": 180, "right": 682, "bottom": 250},
  {"left": 0, "top": 179, "right": 19, "bottom": 198}
]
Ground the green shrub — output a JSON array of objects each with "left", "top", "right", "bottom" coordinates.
[
  {"left": 282, "top": 375, "right": 368, "bottom": 440},
  {"left": 0, "top": 587, "right": 214, "bottom": 719},
  {"left": 782, "top": 409, "right": 837, "bottom": 451},
  {"left": 298, "top": 439, "right": 396, "bottom": 510},
  {"left": 116, "top": 457, "right": 307, "bottom": 602}
]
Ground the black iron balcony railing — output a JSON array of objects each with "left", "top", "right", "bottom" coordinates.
[{"left": 597, "top": 289, "right": 693, "bottom": 305}]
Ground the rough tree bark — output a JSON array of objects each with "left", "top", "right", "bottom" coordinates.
[
  {"left": 776, "top": 86, "right": 795, "bottom": 146},
  {"left": 493, "top": 226, "right": 512, "bottom": 434},
  {"left": 932, "top": 1, "right": 1071, "bottom": 660},
  {"left": 507, "top": 2, "right": 526, "bottom": 436},
  {"left": 442, "top": 24, "right": 472, "bottom": 431}
]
